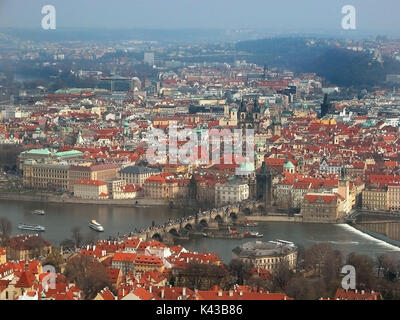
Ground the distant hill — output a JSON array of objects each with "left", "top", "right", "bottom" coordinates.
[{"left": 236, "top": 38, "right": 400, "bottom": 87}]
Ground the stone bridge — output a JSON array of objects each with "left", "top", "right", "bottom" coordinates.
[{"left": 133, "top": 203, "right": 243, "bottom": 242}]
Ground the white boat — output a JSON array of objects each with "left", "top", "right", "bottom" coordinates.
[
  {"left": 249, "top": 231, "right": 263, "bottom": 238},
  {"left": 88, "top": 220, "right": 104, "bottom": 232},
  {"left": 32, "top": 209, "right": 45, "bottom": 215},
  {"left": 18, "top": 223, "right": 45, "bottom": 232}
]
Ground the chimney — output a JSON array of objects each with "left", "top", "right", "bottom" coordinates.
[
  {"left": 149, "top": 286, "right": 152, "bottom": 293},
  {"left": 161, "top": 289, "right": 165, "bottom": 299},
  {"left": 182, "top": 287, "right": 186, "bottom": 297},
  {"left": 122, "top": 288, "right": 125, "bottom": 297},
  {"left": 239, "top": 291, "right": 243, "bottom": 296},
  {"left": 93, "top": 245, "right": 96, "bottom": 251},
  {"left": 217, "top": 290, "right": 223, "bottom": 297},
  {"left": 228, "top": 290, "right": 233, "bottom": 297},
  {"left": 361, "top": 290, "right": 365, "bottom": 295}
]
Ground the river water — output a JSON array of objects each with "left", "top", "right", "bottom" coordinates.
[{"left": 1, "top": 200, "right": 400, "bottom": 263}]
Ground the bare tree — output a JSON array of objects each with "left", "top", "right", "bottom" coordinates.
[
  {"left": 175, "top": 262, "right": 230, "bottom": 290},
  {"left": 377, "top": 253, "right": 398, "bottom": 281},
  {"left": 71, "top": 226, "right": 83, "bottom": 248},
  {"left": 0, "top": 217, "right": 12, "bottom": 246},
  {"left": 284, "top": 276, "right": 317, "bottom": 300},
  {"left": 304, "top": 243, "right": 334, "bottom": 275},
  {"left": 346, "top": 253, "right": 376, "bottom": 290},
  {"left": 228, "top": 259, "right": 253, "bottom": 285},
  {"left": 271, "top": 259, "right": 293, "bottom": 291},
  {"left": 64, "top": 255, "right": 112, "bottom": 299}
]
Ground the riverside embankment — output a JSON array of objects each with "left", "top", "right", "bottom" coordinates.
[{"left": 0, "top": 191, "right": 198, "bottom": 208}]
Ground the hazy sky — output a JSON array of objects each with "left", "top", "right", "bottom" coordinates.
[{"left": 0, "top": 0, "right": 399, "bottom": 33}]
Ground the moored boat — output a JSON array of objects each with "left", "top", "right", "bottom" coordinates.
[
  {"left": 32, "top": 209, "right": 45, "bottom": 215},
  {"left": 18, "top": 223, "right": 45, "bottom": 232}
]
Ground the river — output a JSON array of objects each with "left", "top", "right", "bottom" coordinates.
[{"left": 1, "top": 200, "right": 400, "bottom": 263}]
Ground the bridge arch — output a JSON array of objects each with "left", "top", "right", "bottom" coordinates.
[
  {"left": 169, "top": 228, "right": 180, "bottom": 237},
  {"left": 199, "top": 219, "right": 208, "bottom": 228},
  {"left": 151, "top": 233, "right": 163, "bottom": 242},
  {"left": 184, "top": 223, "right": 193, "bottom": 231}
]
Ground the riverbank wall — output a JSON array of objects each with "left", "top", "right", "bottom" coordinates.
[
  {"left": 247, "top": 215, "right": 303, "bottom": 222},
  {"left": 0, "top": 192, "right": 198, "bottom": 208}
]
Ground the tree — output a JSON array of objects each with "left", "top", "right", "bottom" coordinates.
[
  {"left": 24, "top": 235, "right": 49, "bottom": 259},
  {"left": 304, "top": 243, "right": 334, "bottom": 275},
  {"left": 284, "top": 276, "right": 316, "bottom": 300},
  {"left": 321, "top": 249, "right": 343, "bottom": 295},
  {"left": 377, "top": 254, "right": 398, "bottom": 281},
  {"left": 295, "top": 244, "right": 306, "bottom": 270},
  {"left": 71, "top": 226, "right": 83, "bottom": 248},
  {"left": 228, "top": 259, "right": 253, "bottom": 285},
  {"left": 189, "top": 175, "right": 197, "bottom": 200},
  {"left": 60, "top": 238, "right": 75, "bottom": 250},
  {"left": 64, "top": 255, "right": 112, "bottom": 299},
  {"left": 346, "top": 253, "right": 376, "bottom": 290},
  {"left": 270, "top": 259, "right": 294, "bottom": 292},
  {"left": 174, "top": 262, "right": 230, "bottom": 290},
  {"left": 43, "top": 248, "right": 65, "bottom": 273},
  {"left": 0, "top": 217, "right": 12, "bottom": 246},
  {"left": 246, "top": 276, "right": 271, "bottom": 292}
]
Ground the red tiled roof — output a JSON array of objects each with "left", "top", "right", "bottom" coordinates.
[
  {"left": 134, "top": 254, "right": 163, "bottom": 266},
  {"left": 132, "top": 287, "right": 154, "bottom": 300},
  {"left": 75, "top": 179, "right": 106, "bottom": 186},
  {"left": 98, "top": 287, "right": 116, "bottom": 300},
  {"left": 334, "top": 288, "right": 381, "bottom": 300},
  {"left": 113, "top": 252, "right": 137, "bottom": 263},
  {"left": 15, "top": 271, "right": 35, "bottom": 288}
]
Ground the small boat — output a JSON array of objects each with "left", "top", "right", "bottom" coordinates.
[
  {"left": 250, "top": 231, "right": 263, "bottom": 238},
  {"left": 241, "top": 220, "right": 258, "bottom": 227},
  {"left": 32, "top": 209, "right": 45, "bottom": 215},
  {"left": 243, "top": 231, "right": 263, "bottom": 238},
  {"left": 89, "top": 220, "right": 104, "bottom": 232},
  {"left": 18, "top": 223, "right": 45, "bottom": 232}
]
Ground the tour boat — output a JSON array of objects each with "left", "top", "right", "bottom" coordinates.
[
  {"left": 18, "top": 223, "right": 45, "bottom": 232},
  {"left": 88, "top": 220, "right": 104, "bottom": 232},
  {"left": 32, "top": 209, "right": 45, "bottom": 215}
]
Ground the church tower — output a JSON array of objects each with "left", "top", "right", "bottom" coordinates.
[
  {"left": 252, "top": 98, "right": 261, "bottom": 132},
  {"left": 256, "top": 161, "right": 273, "bottom": 211},
  {"left": 238, "top": 99, "right": 247, "bottom": 125},
  {"left": 338, "top": 166, "right": 350, "bottom": 213},
  {"left": 272, "top": 117, "right": 281, "bottom": 136},
  {"left": 338, "top": 166, "right": 350, "bottom": 200}
]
